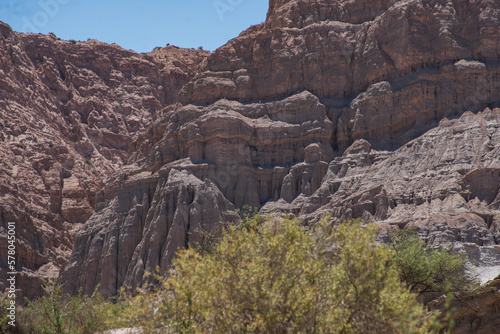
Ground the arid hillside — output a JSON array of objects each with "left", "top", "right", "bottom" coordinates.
[
  {"left": 1, "top": 3, "right": 500, "bottom": 331},
  {"left": 60, "top": 0, "right": 500, "bottom": 309},
  {"left": 0, "top": 21, "right": 208, "bottom": 298}
]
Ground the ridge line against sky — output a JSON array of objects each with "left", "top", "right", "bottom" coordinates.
[{"left": 0, "top": 0, "right": 268, "bottom": 53}]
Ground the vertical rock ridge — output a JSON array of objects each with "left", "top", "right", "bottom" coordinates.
[{"left": 0, "top": 27, "right": 209, "bottom": 298}]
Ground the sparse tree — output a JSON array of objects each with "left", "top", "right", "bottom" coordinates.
[{"left": 390, "top": 229, "right": 477, "bottom": 296}]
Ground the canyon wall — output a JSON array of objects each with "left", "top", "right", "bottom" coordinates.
[
  {"left": 61, "top": 0, "right": 500, "bottom": 298},
  {"left": 0, "top": 22, "right": 208, "bottom": 298}
]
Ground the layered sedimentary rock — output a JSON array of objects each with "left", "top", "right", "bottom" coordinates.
[
  {"left": 63, "top": 91, "right": 333, "bottom": 296},
  {"left": 180, "top": 0, "right": 500, "bottom": 151},
  {"left": 62, "top": 0, "right": 500, "bottom": 301},
  {"left": 62, "top": 166, "right": 240, "bottom": 296},
  {"left": 0, "top": 21, "right": 208, "bottom": 298},
  {"left": 270, "top": 109, "right": 500, "bottom": 272}
]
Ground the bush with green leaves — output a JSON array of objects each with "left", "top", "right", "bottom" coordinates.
[
  {"left": 1, "top": 293, "right": 22, "bottom": 334},
  {"left": 130, "top": 217, "right": 437, "bottom": 333},
  {"left": 191, "top": 205, "right": 264, "bottom": 255},
  {"left": 235, "top": 204, "right": 265, "bottom": 231},
  {"left": 5, "top": 280, "right": 127, "bottom": 334},
  {"left": 23, "top": 281, "right": 109, "bottom": 334},
  {"left": 390, "top": 229, "right": 477, "bottom": 296}
]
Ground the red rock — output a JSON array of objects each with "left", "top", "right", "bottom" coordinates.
[
  {"left": 61, "top": 0, "right": 500, "bottom": 302},
  {"left": 0, "top": 21, "right": 208, "bottom": 298}
]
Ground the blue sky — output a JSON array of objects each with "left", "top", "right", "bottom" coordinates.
[{"left": 0, "top": 0, "right": 269, "bottom": 53}]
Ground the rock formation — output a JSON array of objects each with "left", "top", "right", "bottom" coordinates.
[
  {"left": 279, "top": 109, "right": 500, "bottom": 275},
  {"left": 431, "top": 274, "right": 500, "bottom": 333},
  {"left": 0, "top": 21, "right": 208, "bottom": 298},
  {"left": 180, "top": 0, "right": 500, "bottom": 151},
  {"left": 61, "top": 0, "right": 500, "bottom": 303}
]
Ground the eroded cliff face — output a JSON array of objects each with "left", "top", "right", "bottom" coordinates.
[
  {"left": 61, "top": 0, "right": 500, "bottom": 299},
  {"left": 179, "top": 0, "right": 500, "bottom": 151},
  {"left": 0, "top": 21, "right": 209, "bottom": 298},
  {"left": 277, "top": 109, "right": 500, "bottom": 272}
]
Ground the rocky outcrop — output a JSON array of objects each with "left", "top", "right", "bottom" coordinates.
[
  {"left": 431, "top": 275, "right": 500, "bottom": 333},
  {"left": 288, "top": 108, "right": 500, "bottom": 221},
  {"left": 61, "top": 0, "right": 500, "bottom": 298},
  {"left": 268, "top": 109, "right": 500, "bottom": 272},
  {"left": 62, "top": 90, "right": 333, "bottom": 297},
  {"left": 179, "top": 0, "right": 500, "bottom": 151},
  {"left": 62, "top": 166, "right": 239, "bottom": 297},
  {"left": 0, "top": 21, "right": 208, "bottom": 298},
  {"left": 265, "top": 0, "right": 399, "bottom": 28},
  {"left": 64, "top": 163, "right": 239, "bottom": 296},
  {"left": 130, "top": 90, "right": 333, "bottom": 206}
]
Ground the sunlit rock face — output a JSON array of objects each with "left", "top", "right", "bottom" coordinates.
[
  {"left": 58, "top": 0, "right": 500, "bottom": 300},
  {"left": 0, "top": 20, "right": 209, "bottom": 298}
]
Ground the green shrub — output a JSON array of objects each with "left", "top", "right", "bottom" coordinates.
[
  {"left": 390, "top": 229, "right": 478, "bottom": 296},
  {"left": 235, "top": 204, "right": 265, "bottom": 231},
  {"left": 16, "top": 280, "right": 118, "bottom": 334},
  {"left": 1, "top": 293, "right": 22, "bottom": 334},
  {"left": 131, "top": 217, "right": 436, "bottom": 333}
]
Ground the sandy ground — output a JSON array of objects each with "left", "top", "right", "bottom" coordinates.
[{"left": 102, "top": 329, "right": 141, "bottom": 334}]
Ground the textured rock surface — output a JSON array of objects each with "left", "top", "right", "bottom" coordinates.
[
  {"left": 431, "top": 275, "right": 500, "bottom": 334},
  {"left": 179, "top": 0, "right": 500, "bottom": 151},
  {"left": 61, "top": 0, "right": 500, "bottom": 300},
  {"left": 0, "top": 21, "right": 208, "bottom": 298},
  {"left": 62, "top": 91, "right": 332, "bottom": 297},
  {"left": 62, "top": 166, "right": 239, "bottom": 297},
  {"left": 269, "top": 109, "right": 500, "bottom": 270}
]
